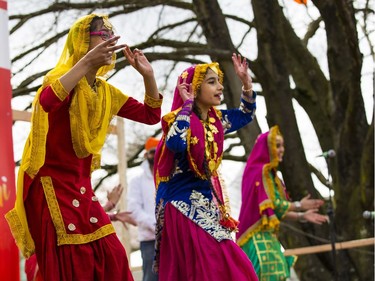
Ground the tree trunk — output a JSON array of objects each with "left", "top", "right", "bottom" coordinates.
[
  {"left": 312, "top": 1, "right": 374, "bottom": 280},
  {"left": 251, "top": 1, "right": 333, "bottom": 280},
  {"left": 192, "top": 0, "right": 261, "bottom": 154}
]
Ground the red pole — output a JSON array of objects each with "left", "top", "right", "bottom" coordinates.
[{"left": 0, "top": 0, "right": 20, "bottom": 280}]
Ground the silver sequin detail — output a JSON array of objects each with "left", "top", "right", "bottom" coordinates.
[
  {"left": 72, "top": 199, "right": 80, "bottom": 207},
  {"left": 80, "top": 187, "right": 86, "bottom": 194},
  {"left": 68, "top": 223, "right": 76, "bottom": 231},
  {"left": 92, "top": 196, "right": 98, "bottom": 202},
  {"left": 90, "top": 217, "right": 98, "bottom": 223}
]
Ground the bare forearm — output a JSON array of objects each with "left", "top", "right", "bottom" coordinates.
[
  {"left": 284, "top": 211, "right": 307, "bottom": 223},
  {"left": 143, "top": 73, "right": 159, "bottom": 99},
  {"left": 59, "top": 58, "right": 91, "bottom": 93}
]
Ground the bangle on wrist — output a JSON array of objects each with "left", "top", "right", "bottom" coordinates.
[
  {"left": 294, "top": 201, "right": 302, "bottom": 211},
  {"left": 108, "top": 213, "right": 117, "bottom": 221},
  {"left": 242, "top": 86, "right": 253, "bottom": 93},
  {"left": 182, "top": 99, "right": 194, "bottom": 106},
  {"left": 297, "top": 212, "right": 307, "bottom": 223}
]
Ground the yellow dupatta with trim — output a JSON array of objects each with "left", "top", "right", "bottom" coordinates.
[{"left": 5, "top": 14, "right": 128, "bottom": 257}]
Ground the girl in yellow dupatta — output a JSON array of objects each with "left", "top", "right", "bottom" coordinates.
[{"left": 6, "top": 14, "right": 162, "bottom": 281}]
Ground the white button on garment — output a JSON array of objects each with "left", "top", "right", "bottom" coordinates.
[
  {"left": 91, "top": 196, "right": 98, "bottom": 202},
  {"left": 68, "top": 223, "right": 76, "bottom": 231},
  {"left": 72, "top": 199, "right": 80, "bottom": 207},
  {"left": 90, "top": 217, "right": 98, "bottom": 223},
  {"left": 80, "top": 187, "right": 86, "bottom": 194}
]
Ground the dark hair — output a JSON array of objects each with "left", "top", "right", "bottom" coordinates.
[
  {"left": 192, "top": 102, "right": 203, "bottom": 120},
  {"left": 90, "top": 16, "right": 103, "bottom": 32}
]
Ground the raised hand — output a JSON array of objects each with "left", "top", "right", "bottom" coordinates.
[
  {"left": 107, "top": 184, "right": 124, "bottom": 206},
  {"left": 232, "top": 53, "right": 252, "bottom": 91},
  {"left": 177, "top": 75, "right": 194, "bottom": 102},
  {"left": 85, "top": 36, "right": 126, "bottom": 68},
  {"left": 123, "top": 45, "right": 154, "bottom": 78}
]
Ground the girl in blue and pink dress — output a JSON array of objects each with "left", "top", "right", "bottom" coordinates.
[{"left": 154, "top": 54, "right": 259, "bottom": 280}]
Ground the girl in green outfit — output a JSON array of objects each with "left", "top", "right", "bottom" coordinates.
[{"left": 236, "top": 126, "right": 328, "bottom": 280}]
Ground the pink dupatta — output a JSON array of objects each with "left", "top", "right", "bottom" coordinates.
[{"left": 236, "top": 126, "right": 288, "bottom": 246}]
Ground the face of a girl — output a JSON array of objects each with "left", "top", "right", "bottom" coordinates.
[
  {"left": 275, "top": 135, "right": 285, "bottom": 162},
  {"left": 195, "top": 68, "right": 224, "bottom": 111},
  {"left": 89, "top": 19, "right": 115, "bottom": 50}
]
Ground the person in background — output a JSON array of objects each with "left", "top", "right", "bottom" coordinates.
[
  {"left": 6, "top": 13, "right": 162, "bottom": 281},
  {"left": 127, "top": 137, "right": 160, "bottom": 281},
  {"left": 153, "top": 54, "right": 259, "bottom": 280},
  {"left": 236, "top": 125, "right": 328, "bottom": 281}
]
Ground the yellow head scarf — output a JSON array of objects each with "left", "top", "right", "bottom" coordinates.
[{"left": 6, "top": 14, "right": 128, "bottom": 257}]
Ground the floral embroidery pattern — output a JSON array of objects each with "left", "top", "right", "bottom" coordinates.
[
  {"left": 167, "top": 122, "right": 188, "bottom": 142},
  {"left": 221, "top": 114, "right": 232, "bottom": 132},
  {"left": 171, "top": 190, "right": 233, "bottom": 241},
  {"left": 239, "top": 101, "right": 256, "bottom": 120}
]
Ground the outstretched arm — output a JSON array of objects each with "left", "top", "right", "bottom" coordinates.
[
  {"left": 289, "top": 194, "right": 325, "bottom": 212},
  {"left": 284, "top": 209, "right": 328, "bottom": 224}
]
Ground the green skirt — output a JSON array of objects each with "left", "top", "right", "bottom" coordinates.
[{"left": 241, "top": 231, "right": 296, "bottom": 281}]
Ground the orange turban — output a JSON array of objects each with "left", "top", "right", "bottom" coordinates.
[{"left": 145, "top": 137, "right": 159, "bottom": 151}]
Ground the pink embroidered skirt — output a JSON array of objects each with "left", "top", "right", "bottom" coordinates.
[{"left": 158, "top": 203, "right": 258, "bottom": 280}]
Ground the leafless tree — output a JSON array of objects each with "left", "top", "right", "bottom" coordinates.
[{"left": 9, "top": 0, "right": 374, "bottom": 279}]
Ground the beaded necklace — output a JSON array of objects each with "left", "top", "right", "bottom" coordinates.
[{"left": 201, "top": 113, "right": 239, "bottom": 232}]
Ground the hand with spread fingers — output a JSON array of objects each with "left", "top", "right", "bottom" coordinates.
[
  {"left": 232, "top": 53, "right": 252, "bottom": 92},
  {"left": 122, "top": 45, "right": 160, "bottom": 100},
  {"left": 177, "top": 76, "right": 194, "bottom": 103},
  {"left": 85, "top": 36, "right": 126, "bottom": 68},
  {"left": 103, "top": 184, "right": 124, "bottom": 212},
  {"left": 303, "top": 209, "right": 329, "bottom": 225},
  {"left": 123, "top": 45, "right": 154, "bottom": 78},
  {"left": 300, "top": 194, "right": 325, "bottom": 210}
]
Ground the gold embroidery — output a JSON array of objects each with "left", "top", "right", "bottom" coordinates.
[
  {"left": 181, "top": 71, "right": 189, "bottom": 79},
  {"left": 41, "top": 176, "right": 115, "bottom": 246},
  {"left": 51, "top": 79, "right": 70, "bottom": 101},
  {"left": 190, "top": 136, "right": 199, "bottom": 145},
  {"left": 144, "top": 94, "right": 162, "bottom": 108},
  {"left": 236, "top": 215, "right": 279, "bottom": 247},
  {"left": 5, "top": 208, "right": 35, "bottom": 258}
]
